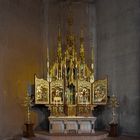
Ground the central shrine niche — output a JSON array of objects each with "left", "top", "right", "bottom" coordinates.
[{"left": 34, "top": 13, "right": 108, "bottom": 117}]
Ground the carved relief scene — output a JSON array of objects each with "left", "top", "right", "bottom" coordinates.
[{"left": 35, "top": 75, "right": 49, "bottom": 104}]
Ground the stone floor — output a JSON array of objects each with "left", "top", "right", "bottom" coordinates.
[
  {"left": 20, "top": 131, "right": 140, "bottom": 140},
  {"left": 104, "top": 136, "right": 140, "bottom": 140},
  {"left": 21, "top": 136, "right": 140, "bottom": 140}
]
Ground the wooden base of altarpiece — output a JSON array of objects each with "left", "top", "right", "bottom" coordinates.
[{"left": 49, "top": 116, "right": 96, "bottom": 134}]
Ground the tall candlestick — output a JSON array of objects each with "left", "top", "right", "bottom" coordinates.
[
  {"left": 61, "top": 63, "right": 62, "bottom": 79},
  {"left": 91, "top": 47, "right": 94, "bottom": 71},
  {"left": 47, "top": 47, "right": 50, "bottom": 81},
  {"left": 92, "top": 47, "right": 94, "bottom": 62}
]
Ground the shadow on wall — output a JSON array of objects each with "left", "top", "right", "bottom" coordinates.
[
  {"left": 32, "top": 106, "right": 50, "bottom": 131},
  {"left": 93, "top": 105, "right": 106, "bottom": 130}
]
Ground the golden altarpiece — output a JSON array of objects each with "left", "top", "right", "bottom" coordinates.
[{"left": 34, "top": 16, "right": 108, "bottom": 134}]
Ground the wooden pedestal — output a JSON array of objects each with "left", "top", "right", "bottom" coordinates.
[
  {"left": 23, "top": 123, "right": 35, "bottom": 138},
  {"left": 109, "top": 123, "right": 118, "bottom": 137}
]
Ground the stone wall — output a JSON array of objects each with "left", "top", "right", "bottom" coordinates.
[
  {"left": 95, "top": 0, "right": 140, "bottom": 136},
  {"left": 0, "top": 0, "right": 43, "bottom": 139}
]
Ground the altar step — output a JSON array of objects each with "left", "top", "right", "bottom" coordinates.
[{"left": 22, "top": 131, "right": 108, "bottom": 140}]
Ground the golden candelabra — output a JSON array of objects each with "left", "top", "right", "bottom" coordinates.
[
  {"left": 109, "top": 94, "right": 119, "bottom": 124},
  {"left": 24, "top": 93, "right": 32, "bottom": 124},
  {"left": 23, "top": 92, "right": 34, "bottom": 138}
]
